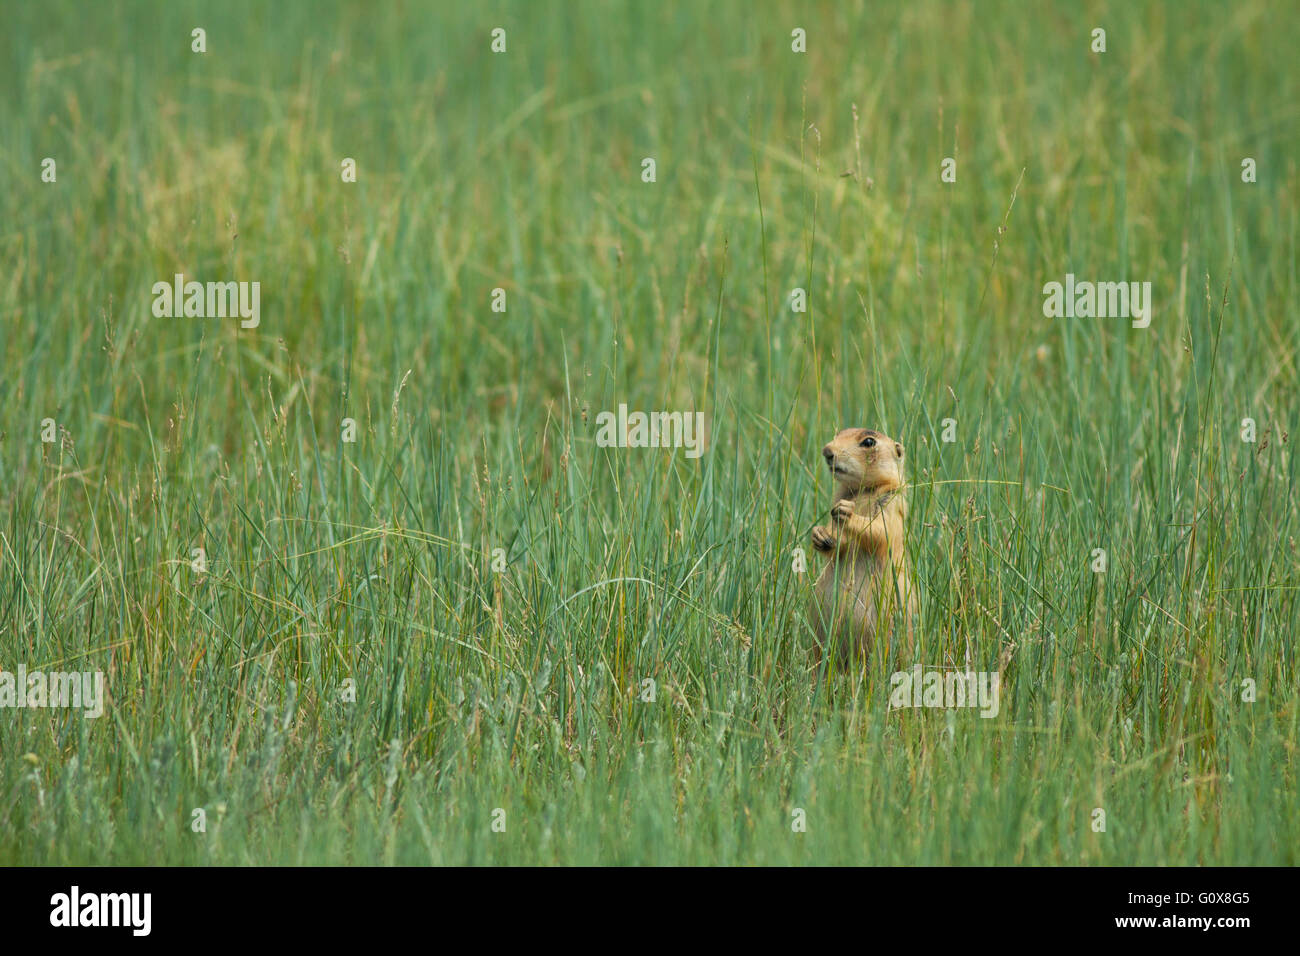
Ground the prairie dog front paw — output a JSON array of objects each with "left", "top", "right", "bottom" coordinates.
[
  {"left": 811, "top": 526, "right": 836, "bottom": 552},
  {"left": 831, "top": 499, "right": 855, "bottom": 524}
]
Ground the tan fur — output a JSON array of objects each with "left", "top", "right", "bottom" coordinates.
[{"left": 809, "top": 428, "right": 917, "bottom": 666}]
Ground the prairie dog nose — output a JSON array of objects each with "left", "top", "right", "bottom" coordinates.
[{"left": 822, "top": 445, "right": 834, "bottom": 463}]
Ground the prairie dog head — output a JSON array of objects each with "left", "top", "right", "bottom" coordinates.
[{"left": 821, "top": 428, "right": 905, "bottom": 494}]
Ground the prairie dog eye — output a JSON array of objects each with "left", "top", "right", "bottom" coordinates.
[{"left": 860, "top": 436, "right": 876, "bottom": 448}]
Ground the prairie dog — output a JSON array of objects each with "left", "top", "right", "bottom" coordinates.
[{"left": 809, "top": 428, "right": 917, "bottom": 665}]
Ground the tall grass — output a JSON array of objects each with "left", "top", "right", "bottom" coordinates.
[{"left": 0, "top": 0, "right": 1297, "bottom": 864}]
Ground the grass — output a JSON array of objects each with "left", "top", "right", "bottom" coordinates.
[{"left": 0, "top": 0, "right": 1297, "bottom": 865}]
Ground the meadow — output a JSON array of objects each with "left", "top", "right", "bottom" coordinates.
[{"left": 1, "top": 0, "right": 1297, "bottom": 864}]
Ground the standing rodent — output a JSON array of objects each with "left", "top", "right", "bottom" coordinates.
[{"left": 809, "top": 428, "right": 917, "bottom": 665}]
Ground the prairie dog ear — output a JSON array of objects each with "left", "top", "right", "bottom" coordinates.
[{"left": 895, "top": 442, "right": 904, "bottom": 458}]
